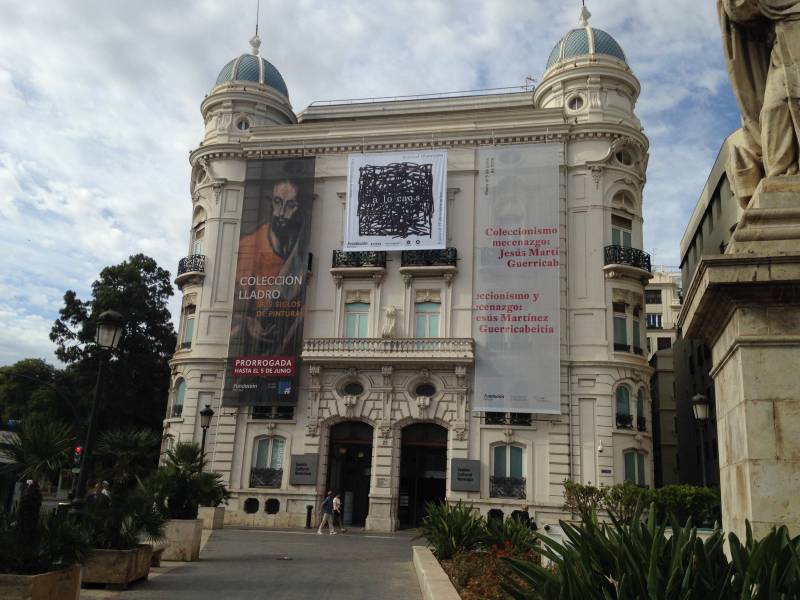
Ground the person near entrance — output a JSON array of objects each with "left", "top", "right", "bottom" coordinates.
[
  {"left": 333, "top": 493, "right": 346, "bottom": 533},
  {"left": 317, "top": 490, "right": 337, "bottom": 535}
]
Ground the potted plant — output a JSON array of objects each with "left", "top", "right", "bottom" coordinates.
[
  {"left": 81, "top": 429, "right": 165, "bottom": 589},
  {"left": 149, "top": 442, "right": 229, "bottom": 561},
  {"left": 0, "top": 420, "right": 86, "bottom": 600},
  {"left": 198, "top": 481, "right": 231, "bottom": 530}
]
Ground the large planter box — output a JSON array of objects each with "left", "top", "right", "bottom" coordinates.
[
  {"left": 162, "top": 518, "right": 203, "bottom": 561},
  {"left": 82, "top": 544, "right": 152, "bottom": 589},
  {"left": 198, "top": 506, "right": 225, "bottom": 530},
  {"left": 0, "top": 564, "right": 81, "bottom": 600}
]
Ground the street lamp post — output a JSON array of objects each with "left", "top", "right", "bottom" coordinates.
[
  {"left": 70, "top": 310, "right": 124, "bottom": 518},
  {"left": 199, "top": 404, "right": 214, "bottom": 460},
  {"left": 691, "top": 393, "right": 710, "bottom": 487}
]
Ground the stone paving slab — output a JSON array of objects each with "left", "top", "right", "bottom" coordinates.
[{"left": 82, "top": 528, "right": 422, "bottom": 600}]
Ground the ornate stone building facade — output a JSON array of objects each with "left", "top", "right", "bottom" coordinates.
[{"left": 163, "top": 10, "right": 654, "bottom": 531}]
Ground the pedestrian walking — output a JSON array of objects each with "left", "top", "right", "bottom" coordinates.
[
  {"left": 333, "top": 493, "right": 346, "bottom": 533},
  {"left": 317, "top": 490, "right": 336, "bottom": 535}
]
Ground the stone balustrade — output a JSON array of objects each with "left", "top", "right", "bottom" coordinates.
[{"left": 301, "top": 337, "right": 474, "bottom": 364}]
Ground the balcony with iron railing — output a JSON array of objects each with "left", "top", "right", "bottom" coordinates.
[
  {"left": 616, "top": 412, "right": 634, "bottom": 430},
  {"left": 490, "top": 476, "right": 526, "bottom": 499},
  {"left": 399, "top": 247, "right": 458, "bottom": 279},
  {"left": 301, "top": 337, "right": 474, "bottom": 365},
  {"left": 637, "top": 416, "right": 647, "bottom": 432},
  {"left": 330, "top": 250, "right": 386, "bottom": 280},
  {"left": 603, "top": 246, "right": 652, "bottom": 283},
  {"left": 249, "top": 467, "right": 283, "bottom": 488},
  {"left": 175, "top": 254, "right": 206, "bottom": 289}
]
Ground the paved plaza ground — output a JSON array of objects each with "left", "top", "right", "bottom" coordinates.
[{"left": 83, "top": 528, "right": 422, "bottom": 600}]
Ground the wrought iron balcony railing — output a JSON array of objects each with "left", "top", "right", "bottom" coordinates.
[
  {"left": 177, "top": 254, "right": 206, "bottom": 275},
  {"left": 637, "top": 416, "right": 647, "bottom": 432},
  {"left": 616, "top": 413, "right": 634, "bottom": 429},
  {"left": 401, "top": 247, "right": 458, "bottom": 267},
  {"left": 490, "top": 476, "right": 527, "bottom": 499},
  {"left": 614, "top": 343, "right": 631, "bottom": 352},
  {"left": 604, "top": 245, "right": 651, "bottom": 272},
  {"left": 633, "top": 346, "right": 644, "bottom": 356},
  {"left": 250, "top": 467, "right": 283, "bottom": 488},
  {"left": 331, "top": 250, "right": 387, "bottom": 269},
  {"left": 485, "top": 413, "right": 533, "bottom": 426},
  {"left": 179, "top": 341, "right": 192, "bottom": 350}
]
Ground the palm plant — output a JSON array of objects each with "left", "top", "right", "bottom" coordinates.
[
  {"left": 148, "top": 442, "right": 229, "bottom": 520},
  {"left": 85, "top": 428, "right": 165, "bottom": 550},
  {"left": 416, "top": 500, "right": 486, "bottom": 560}
]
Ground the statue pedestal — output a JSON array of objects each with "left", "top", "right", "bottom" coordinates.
[{"left": 680, "top": 177, "right": 800, "bottom": 539}]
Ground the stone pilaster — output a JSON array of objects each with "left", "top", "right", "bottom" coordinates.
[{"left": 680, "top": 176, "right": 800, "bottom": 538}]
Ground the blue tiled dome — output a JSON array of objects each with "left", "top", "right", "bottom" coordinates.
[
  {"left": 215, "top": 53, "right": 289, "bottom": 98},
  {"left": 545, "top": 26, "right": 626, "bottom": 70}
]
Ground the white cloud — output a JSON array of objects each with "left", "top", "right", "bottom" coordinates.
[{"left": 0, "top": 0, "right": 740, "bottom": 365}]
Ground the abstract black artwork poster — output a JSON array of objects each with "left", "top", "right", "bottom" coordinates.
[{"left": 345, "top": 150, "right": 447, "bottom": 251}]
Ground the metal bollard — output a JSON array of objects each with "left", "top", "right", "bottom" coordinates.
[{"left": 305, "top": 505, "right": 313, "bottom": 529}]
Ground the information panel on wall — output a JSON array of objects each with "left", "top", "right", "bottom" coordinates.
[
  {"left": 221, "top": 157, "right": 315, "bottom": 406},
  {"left": 472, "top": 144, "right": 561, "bottom": 414},
  {"left": 344, "top": 150, "right": 447, "bottom": 251}
]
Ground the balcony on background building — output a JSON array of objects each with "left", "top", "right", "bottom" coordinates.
[
  {"left": 175, "top": 254, "right": 206, "bottom": 289},
  {"left": 637, "top": 416, "right": 647, "bottom": 432},
  {"left": 614, "top": 343, "right": 631, "bottom": 353},
  {"left": 301, "top": 337, "right": 474, "bottom": 365},
  {"left": 331, "top": 250, "right": 387, "bottom": 269},
  {"left": 602, "top": 246, "right": 653, "bottom": 283},
  {"left": 490, "top": 476, "right": 526, "bottom": 499},
  {"left": 616, "top": 413, "right": 634, "bottom": 429},
  {"left": 485, "top": 412, "right": 533, "bottom": 426},
  {"left": 249, "top": 467, "right": 283, "bottom": 488}
]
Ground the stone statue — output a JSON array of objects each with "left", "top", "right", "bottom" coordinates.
[
  {"left": 381, "top": 305, "right": 397, "bottom": 338},
  {"left": 718, "top": 0, "right": 800, "bottom": 206}
]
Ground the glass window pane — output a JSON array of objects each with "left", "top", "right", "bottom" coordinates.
[
  {"left": 174, "top": 381, "right": 186, "bottom": 416},
  {"left": 614, "top": 317, "right": 627, "bottom": 345},
  {"left": 415, "top": 315, "right": 426, "bottom": 337},
  {"left": 255, "top": 439, "right": 269, "bottom": 468},
  {"left": 637, "top": 453, "right": 645, "bottom": 486},
  {"left": 184, "top": 317, "right": 194, "bottom": 344},
  {"left": 632, "top": 319, "right": 640, "bottom": 347},
  {"left": 510, "top": 446, "right": 523, "bottom": 478},
  {"left": 345, "top": 314, "right": 357, "bottom": 338},
  {"left": 623, "top": 230, "right": 632, "bottom": 248},
  {"left": 416, "top": 302, "right": 440, "bottom": 313},
  {"left": 617, "top": 386, "right": 630, "bottom": 415},
  {"left": 624, "top": 452, "right": 636, "bottom": 482},
  {"left": 269, "top": 438, "right": 285, "bottom": 470},
  {"left": 429, "top": 315, "right": 439, "bottom": 337},
  {"left": 493, "top": 446, "right": 507, "bottom": 478},
  {"left": 357, "top": 314, "right": 368, "bottom": 338},
  {"left": 637, "top": 390, "right": 644, "bottom": 417},
  {"left": 612, "top": 228, "right": 621, "bottom": 246}
]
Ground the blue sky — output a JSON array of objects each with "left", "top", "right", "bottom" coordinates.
[{"left": 0, "top": 0, "right": 741, "bottom": 365}]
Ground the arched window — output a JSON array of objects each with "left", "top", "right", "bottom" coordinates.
[
  {"left": 250, "top": 437, "right": 285, "bottom": 488},
  {"left": 181, "top": 305, "right": 196, "bottom": 349},
  {"left": 623, "top": 450, "right": 646, "bottom": 486},
  {"left": 490, "top": 444, "right": 526, "bottom": 499},
  {"left": 615, "top": 385, "right": 632, "bottom": 429},
  {"left": 172, "top": 380, "right": 186, "bottom": 417},
  {"left": 191, "top": 207, "right": 207, "bottom": 256}
]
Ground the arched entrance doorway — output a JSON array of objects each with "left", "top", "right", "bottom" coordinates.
[
  {"left": 399, "top": 423, "right": 447, "bottom": 528},
  {"left": 327, "top": 421, "right": 373, "bottom": 526}
]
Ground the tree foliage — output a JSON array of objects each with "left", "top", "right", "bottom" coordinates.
[
  {"left": 49, "top": 253, "right": 177, "bottom": 432},
  {"left": 0, "top": 359, "right": 81, "bottom": 426}
]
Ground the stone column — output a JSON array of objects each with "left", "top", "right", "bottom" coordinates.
[{"left": 679, "top": 176, "right": 800, "bottom": 538}]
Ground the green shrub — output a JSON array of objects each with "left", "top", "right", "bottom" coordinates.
[
  {"left": 417, "top": 500, "right": 485, "bottom": 560},
  {"left": 502, "top": 504, "right": 800, "bottom": 600},
  {"left": 482, "top": 514, "right": 539, "bottom": 555}
]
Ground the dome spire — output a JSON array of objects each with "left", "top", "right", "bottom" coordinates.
[
  {"left": 579, "top": 2, "right": 591, "bottom": 27},
  {"left": 250, "top": 0, "right": 261, "bottom": 55}
]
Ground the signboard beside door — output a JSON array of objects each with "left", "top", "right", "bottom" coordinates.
[
  {"left": 450, "top": 459, "right": 480, "bottom": 492},
  {"left": 290, "top": 454, "right": 318, "bottom": 486}
]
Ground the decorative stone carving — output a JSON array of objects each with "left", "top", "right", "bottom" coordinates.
[
  {"left": 418, "top": 368, "right": 431, "bottom": 380},
  {"left": 332, "top": 274, "right": 343, "bottom": 288},
  {"left": 346, "top": 367, "right": 358, "bottom": 378},
  {"left": 416, "top": 395, "right": 430, "bottom": 418},
  {"left": 381, "top": 366, "right": 393, "bottom": 385},
  {"left": 381, "top": 306, "right": 397, "bottom": 338},
  {"left": 719, "top": 0, "right": 800, "bottom": 206},
  {"left": 379, "top": 423, "right": 392, "bottom": 441},
  {"left": 455, "top": 365, "right": 467, "bottom": 386},
  {"left": 503, "top": 428, "right": 514, "bottom": 443},
  {"left": 590, "top": 165, "right": 603, "bottom": 188},
  {"left": 266, "top": 422, "right": 276, "bottom": 431},
  {"left": 402, "top": 273, "right": 413, "bottom": 288},
  {"left": 343, "top": 395, "right": 357, "bottom": 416},
  {"left": 306, "top": 421, "right": 319, "bottom": 437},
  {"left": 453, "top": 423, "right": 467, "bottom": 441}
]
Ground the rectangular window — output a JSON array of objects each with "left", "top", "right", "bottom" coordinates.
[
  {"left": 636, "top": 453, "right": 646, "bottom": 486},
  {"left": 192, "top": 228, "right": 205, "bottom": 255},
  {"left": 612, "top": 215, "right": 632, "bottom": 248},
  {"left": 414, "top": 302, "right": 441, "bottom": 338},
  {"left": 632, "top": 318, "right": 641, "bottom": 353},
  {"left": 509, "top": 446, "right": 523, "bottom": 479},
  {"left": 345, "top": 302, "right": 369, "bottom": 338},
  {"left": 624, "top": 452, "right": 636, "bottom": 482},
  {"left": 645, "top": 290, "right": 662, "bottom": 304},
  {"left": 183, "top": 316, "right": 194, "bottom": 345},
  {"left": 614, "top": 316, "right": 628, "bottom": 347},
  {"left": 657, "top": 337, "right": 672, "bottom": 350},
  {"left": 646, "top": 313, "right": 662, "bottom": 329}
]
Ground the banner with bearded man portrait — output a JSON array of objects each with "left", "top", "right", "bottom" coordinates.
[{"left": 222, "top": 157, "right": 315, "bottom": 407}]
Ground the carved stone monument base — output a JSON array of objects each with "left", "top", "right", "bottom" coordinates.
[{"left": 680, "top": 178, "right": 800, "bottom": 538}]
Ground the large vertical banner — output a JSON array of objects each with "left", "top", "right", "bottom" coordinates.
[
  {"left": 222, "top": 158, "right": 315, "bottom": 406},
  {"left": 344, "top": 150, "right": 447, "bottom": 251},
  {"left": 472, "top": 144, "right": 561, "bottom": 414}
]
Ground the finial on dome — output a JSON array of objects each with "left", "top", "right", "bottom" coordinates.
[
  {"left": 249, "top": 34, "right": 261, "bottom": 55},
  {"left": 579, "top": 2, "right": 591, "bottom": 27}
]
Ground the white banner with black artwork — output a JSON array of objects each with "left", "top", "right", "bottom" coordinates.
[
  {"left": 344, "top": 150, "right": 447, "bottom": 251},
  {"left": 472, "top": 144, "right": 561, "bottom": 414}
]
